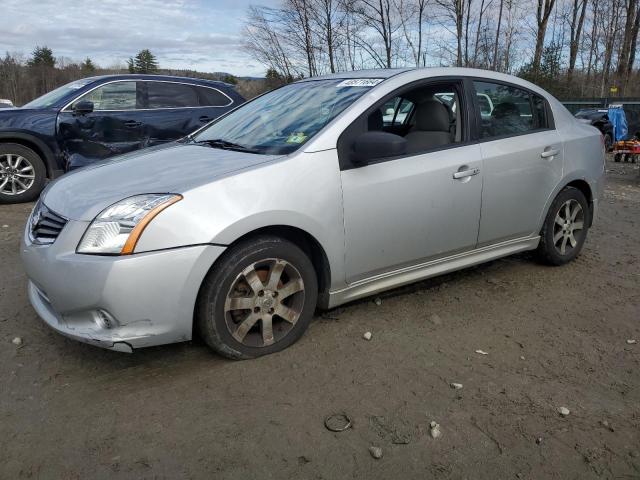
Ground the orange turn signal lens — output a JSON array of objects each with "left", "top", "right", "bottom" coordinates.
[{"left": 120, "top": 195, "right": 182, "bottom": 255}]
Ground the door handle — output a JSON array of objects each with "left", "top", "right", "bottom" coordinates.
[
  {"left": 540, "top": 148, "right": 559, "bottom": 158},
  {"left": 124, "top": 120, "right": 142, "bottom": 128},
  {"left": 452, "top": 167, "right": 480, "bottom": 179},
  {"left": 199, "top": 116, "right": 213, "bottom": 123}
]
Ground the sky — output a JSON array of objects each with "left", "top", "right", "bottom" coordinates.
[{"left": 0, "top": 0, "right": 279, "bottom": 77}]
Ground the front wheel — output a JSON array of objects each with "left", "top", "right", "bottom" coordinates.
[
  {"left": 536, "top": 187, "right": 589, "bottom": 266},
  {"left": 0, "top": 143, "right": 47, "bottom": 204},
  {"left": 196, "top": 235, "right": 318, "bottom": 359}
]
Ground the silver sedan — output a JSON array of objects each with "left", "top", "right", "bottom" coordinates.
[{"left": 21, "top": 68, "right": 605, "bottom": 358}]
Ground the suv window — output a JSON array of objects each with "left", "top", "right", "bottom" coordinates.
[
  {"left": 75, "top": 81, "right": 139, "bottom": 111},
  {"left": 146, "top": 82, "right": 199, "bottom": 109},
  {"left": 473, "top": 81, "right": 548, "bottom": 139},
  {"left": 197, "top": 86, "right": 231, "bottom": 107}
]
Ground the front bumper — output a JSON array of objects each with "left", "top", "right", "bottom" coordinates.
[{"left": 21, "top": 218, "right": 225, "bottom": 351}]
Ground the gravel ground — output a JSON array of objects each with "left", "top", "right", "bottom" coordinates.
[{"left": 1, "top": 157, "right": 639, "bottom": 479}]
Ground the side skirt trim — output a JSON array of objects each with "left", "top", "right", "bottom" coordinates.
[{"left": 325, "top": 236, "right": 540, "bottom": 308}]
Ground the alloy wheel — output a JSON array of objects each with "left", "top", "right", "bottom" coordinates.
[
  {"left": 0, "top": 154, "right": 35, "bottom": 195},
  {"left": 552, "top": 199, "right": 584, "bottom": 255},
  {"left": 224, "top": 258, "right": 305, "bottom": 348}
]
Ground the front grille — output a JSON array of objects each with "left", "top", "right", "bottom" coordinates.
[{"left": 29, "top": 201, "right": 67, "bottom": 245}]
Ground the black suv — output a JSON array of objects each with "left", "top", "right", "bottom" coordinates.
[
  {"left": 0, "top": 74, "right": 244, "bottom": 203},
  {"left": 574, "top": 109, "right": 615, "bottom": 151}
]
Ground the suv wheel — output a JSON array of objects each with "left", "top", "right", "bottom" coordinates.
[
  {"left": 196, "top": 235, "right": 318, "bottom": 359},
  {"left": 0, "top": 143, "right": 46, "bottom": 204},
  {"left": 603, "top": 133, "right": 612, "bottom": 152},
  {"left": 536, "top": 186, "right": 589, "bottom": 266}
]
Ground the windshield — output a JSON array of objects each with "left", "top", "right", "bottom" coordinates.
[
  {"left": 193, "top": 79, "right": 380, "bottom": 155},
  {"left": 22, "top": 79, "right": 93, "bottom": 109}
]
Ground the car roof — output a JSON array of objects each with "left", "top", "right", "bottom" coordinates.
[
  {"left": 297, "top": 67, "right": 556, "bottom": 97},
  {"left": 81, "top": 74, "right": 235, "bottom": 88}
]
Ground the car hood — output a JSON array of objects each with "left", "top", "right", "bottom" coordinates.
[{"left": 42, "top": 143, "right": 282, "bottom": 221}]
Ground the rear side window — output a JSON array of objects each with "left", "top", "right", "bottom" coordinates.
[
  {"left": 473, "top": 81, "right": 550, "bottom": 139},
  {"left": 531, "top": 94, "right": 548, "bottom": 129},
  {"left": 146, "top": 82, "right": 199, "bottom": 108},
  {"left": 197, "top": 86, "right": 232, "bottom": 107}
]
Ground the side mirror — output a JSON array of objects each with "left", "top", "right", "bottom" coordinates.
[
  {"left": 385, "top": 108, "right": 395, "bottom": 116},
  {"left": 352, "top": 131, "right": 407, "bottom": 165},
  {"left": 73, "top": 101, "right": 94, "bottom": 115}
]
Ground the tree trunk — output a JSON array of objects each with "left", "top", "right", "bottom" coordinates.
[
  {"left": 567, "top": 0, "right": 588, "bottom": 82},
  {"left": 533, "top": 0, "right": 556, "bottom": 77},
  {"left": 616, "top": 0, "right": 638, "bottom": 77},
  {"left": 492, "top": 0, "right": 504, "bottom": 70}
]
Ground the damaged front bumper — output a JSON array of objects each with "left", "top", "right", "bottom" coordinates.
[{"left": 21, "top": 219, "right": 225, "bottom": 352}]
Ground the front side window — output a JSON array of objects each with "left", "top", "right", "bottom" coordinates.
[
  {"left": 146, "top": 82, "right": 199, "bottom": 108},
  {"left": 365, "top": 83, "right": 463, "bottom": 154},
  {"left": 474, "top": 81, "right": 549, "bottom": 139},
  {"left": 74, "top": 81, "right": 139, "bottom": 111},
  {"left": 194, "top": 79, "right": 377, "bottom": 155}
]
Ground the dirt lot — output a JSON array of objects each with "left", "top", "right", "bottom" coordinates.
[{"left": 1, "top": 157, "right": 639, "bottom": 480}]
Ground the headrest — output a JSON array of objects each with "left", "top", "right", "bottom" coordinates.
[
  {"left": 492, "top": 102, "right": 520, "bottom": 118},
  {"left": 414, "top": 100, "right": 451, "bottom": 132},
  {"left": 368, "top": 109, "right": 383, "bottom": 131}
]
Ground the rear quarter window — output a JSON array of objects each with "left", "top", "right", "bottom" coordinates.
[{"left": 197, "top": 86, "right": 232, "bottom": 107}]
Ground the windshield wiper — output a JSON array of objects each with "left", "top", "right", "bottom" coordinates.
[{"left": 194, "top": 138, "right": 258, "bottom": 153}]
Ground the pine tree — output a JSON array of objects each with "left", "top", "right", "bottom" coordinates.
[
  {"left": 128, "top": 49, "right": 159, "bottom": 74},
  {"left": 27, "top": 46, "right": 55, "bottom": 68},
  {"left": 80, "top": 57, "right": 96, "bottom": 74}
]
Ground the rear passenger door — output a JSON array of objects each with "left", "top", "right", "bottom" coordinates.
[
  {"left": 473, "top": 80, "right": 563, "bottom": 246},
  {"left": 137, "top": 81, "right": 234, "bottom": 146}
]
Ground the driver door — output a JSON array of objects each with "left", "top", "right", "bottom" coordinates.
[
  {"left": 339, "top": 80, "right": 483, "bottom": 283},
  {"left": 56, "top": 81, "right": 145, "bottom": 164}
]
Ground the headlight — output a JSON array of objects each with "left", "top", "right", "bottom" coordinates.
[{"left": 77, "top": 194, "right": 182, "bottom": 255}]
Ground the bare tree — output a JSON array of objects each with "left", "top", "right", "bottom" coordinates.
[
  {"left": 532, "top": 0, "right": 556, "bottom": 76},
  {"left": 396, "top": 0, "right": 430, "bottom": 66},
  {"left": 491, "top": 0, "right": 504, "bottom": 69},
  {"left": 243, "top": 6, "right": 296, "bottom": 79},
  {"left": 567, "top": 0, "right": 589, "bottom": 81},
  {"left": 616, "top": 0, "right": 638, "bottom": 86},
  {"left": 352, "top": 0, "right": 398, "bottom": 68},
  {"left": 436, "top": 0, "right": 465, "bottom": 66}
]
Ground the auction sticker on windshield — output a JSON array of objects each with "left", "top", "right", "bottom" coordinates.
[{"left": 336, "top": 79, "right": 384, "bottom": 87}]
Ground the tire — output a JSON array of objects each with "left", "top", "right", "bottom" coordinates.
[
  {"left": 604, "top": 133, "right": 612, "bottom": 152},
  {"left": 536, "top": 187, "right": 589, "bottom": 266},
  {"left": 196, "top": 235, "right": 318, "bottom": 359},
  {"left": 0, "top": 143, "right": 46, "bottom": 204}
]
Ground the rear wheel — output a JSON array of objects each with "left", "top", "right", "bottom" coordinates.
[
  {"left": 0, "top": 143, "right": 46, "bottom": 204},
  {"left": 604, "top": 133, "right": 612, "bottom": 152},
  {"left": 536, "top": 187, "right": 589, "bottom": 266},
  {"left": 196, "top": 235, "right": 318, "bottom": 359}
]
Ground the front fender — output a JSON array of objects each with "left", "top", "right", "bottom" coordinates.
[{"left": 0, "top": 130, "right": 62, "bottom": 177}]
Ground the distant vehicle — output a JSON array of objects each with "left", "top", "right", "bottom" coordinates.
[
  {"left": 21, "top": 68, "right": 604, "bottom": 358},
  {"left": 622, "top": 108, "right": 640, "bottom": 140},
  {"left": 0, "top": 74, "right": 244, "bottom": 203},
  {"left": 0, "top": 99, "right": 14, "bottom": 108},
  {"left": 575, "top": 109, "right": 615, "bottom": 151}
]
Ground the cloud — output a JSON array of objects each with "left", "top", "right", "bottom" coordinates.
[{"left": 0, "top": 0, "right": 279, "bottom": 76}]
